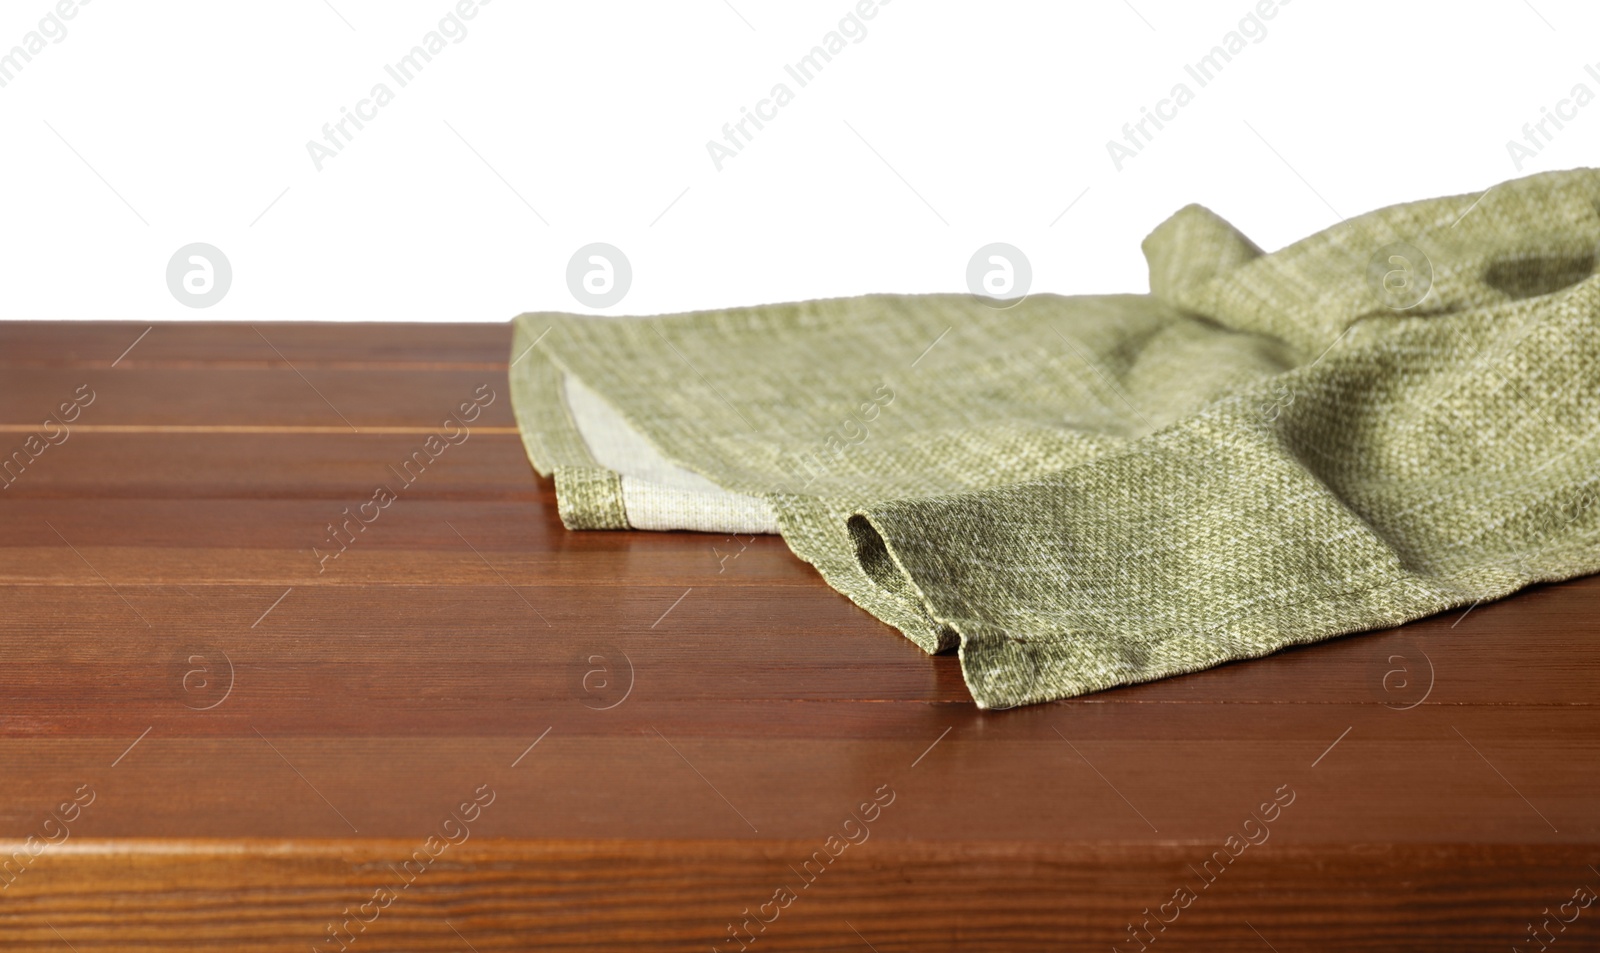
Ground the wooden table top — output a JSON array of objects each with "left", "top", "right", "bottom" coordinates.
[{"left": 1, "top": 321, "right": 1596, "bottom": 952}]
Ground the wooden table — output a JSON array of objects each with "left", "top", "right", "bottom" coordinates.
[{"left": 1, "top": 322, "right": 1595, "bottom": 952}]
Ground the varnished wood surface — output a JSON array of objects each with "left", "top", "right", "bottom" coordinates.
[{"left": 1, "top": 322, "right": 1596, "bottom": 951}]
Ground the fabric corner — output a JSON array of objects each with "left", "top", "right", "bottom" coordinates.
[{"left": 554, "top": 466, "right": 632, "bottom": 530}]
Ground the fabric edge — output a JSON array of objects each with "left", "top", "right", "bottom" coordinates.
[
  {"left": 554, "top": 467, "right": 631, "bottom": 530},
  {"left": 509, "top": 315, "right": 631, "bottom": 530},
  {"left": 772, "top": 498, "right": 953, "bottom": 656}
]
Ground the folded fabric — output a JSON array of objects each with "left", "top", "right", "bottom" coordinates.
[{"left": 509, "top": 167, "right": 1600, "bottom": 709}]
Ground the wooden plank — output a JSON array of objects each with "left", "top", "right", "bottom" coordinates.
[
  {"left": 0, "top": 576, "right": 1595, "bottom": 707},
  {"left": 0, "top": 321, "right": 1596, "bottom": 951},
  {"left": 0, "top": 433, "right": 536, "bottom": 500},
  {"left": 0, "top": 705, "right": 1593, "bottom": 839},
  {"left": 0, "top": 322, "right": 511, "bottom": 368},
  {"left": 0, "top": 367, "right": 516, "bottom": 430},
  {"left": 0, "top": 840, "right": 1592, "bottom": 952}
]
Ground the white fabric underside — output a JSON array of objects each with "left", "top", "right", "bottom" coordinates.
[{"left": 562, "top": 374, "right": 779, "bottom": 534}]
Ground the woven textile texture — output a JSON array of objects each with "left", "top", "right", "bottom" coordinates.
[{"left": 509, "top": 168, "right": 1600, "bottom": 709}]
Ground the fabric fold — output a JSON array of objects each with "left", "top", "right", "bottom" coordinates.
[{"left": 509, "top": 167, "right": 1600, "bottom": 708}]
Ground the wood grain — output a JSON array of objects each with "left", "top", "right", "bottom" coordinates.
[{"left": 0, "top": 322, "right": 1596, "bottom": 951}]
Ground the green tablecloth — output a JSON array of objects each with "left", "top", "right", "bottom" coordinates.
[{"left": 510, "top": 167, "right": 1600, "bottom": 708}]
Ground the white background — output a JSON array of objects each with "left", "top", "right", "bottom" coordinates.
[{"left": 1, "top": 0, "right": 1596, "bottom": 322}]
